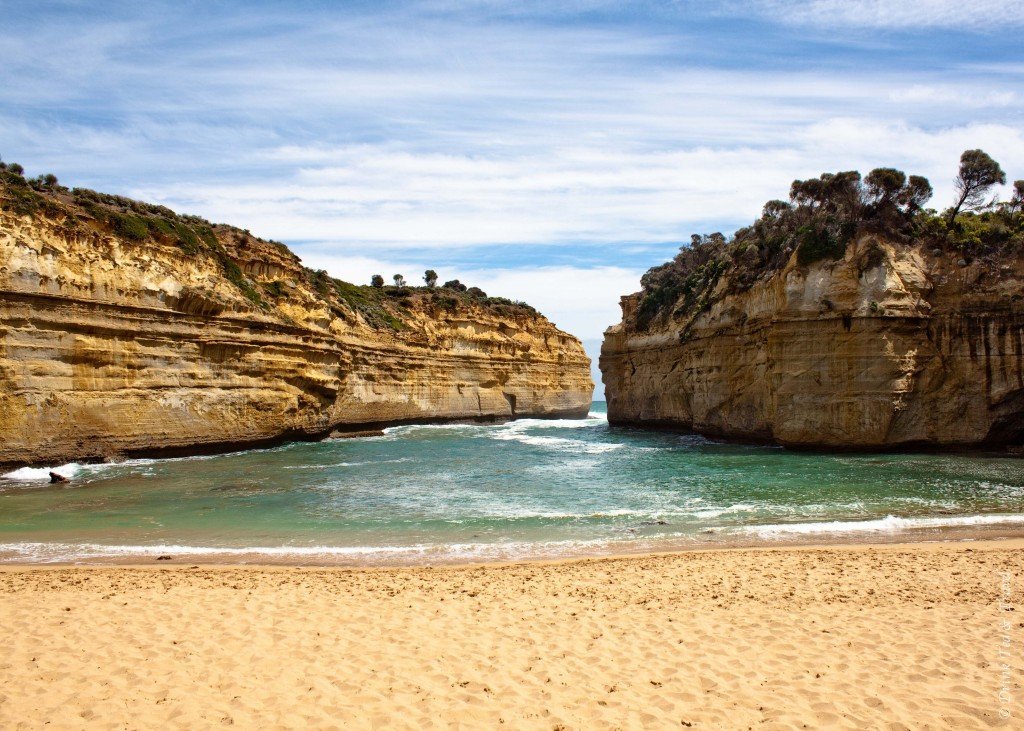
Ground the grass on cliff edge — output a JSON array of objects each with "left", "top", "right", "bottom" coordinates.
[
  {"left": 0, "top": 163, "right": 542, "bottom": 330},
  {"left": 634, "top": 154, "right": 1024, "bottom": 331}
]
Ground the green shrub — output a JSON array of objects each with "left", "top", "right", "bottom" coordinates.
[
  {"left": 146, "top": 216, "right": 176, "bottom": 237},
  {"left": 796, "top": 226, "right": 847, "bottom": 265},
  {"left": 435, "top": 295, "right": 459, "bottom": 312},
  {"left": 331, "top": 279, "right": 405, "bottom": 330},
  {"left": 110, "top": 212, "right": 149, "bottom": 241},
  {"left": 1, "top": 164, "right": 556, "bottom": 326}
]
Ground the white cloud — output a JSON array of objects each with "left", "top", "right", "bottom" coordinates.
[
  {"left": 888, "top": 86, "right": 1019, "bottom": 108},
  {"left": 750, "top": 0, "right": 1024, "bottom": 29},
  {"left": 128, "top": 119, "right": 1024, "bottom": 251},
  {"left": 293, "top": 248, "right": 642, "bottom": 342},
  {"left": 4, "top": 1, "right": 1023, "bottom": 353},
  {"left": 467, "top": 266, "right": 643, "bottom": 338},
  {"left": 292, "top": 245, "right": 639, "bottom": 389}
]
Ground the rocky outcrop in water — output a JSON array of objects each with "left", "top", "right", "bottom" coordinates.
[
  {"left": 0, "top": 173, "right": 592, "bottom": 467},
  {"left": 601, "top": 161, "right": 1024, "bottom": 449}
]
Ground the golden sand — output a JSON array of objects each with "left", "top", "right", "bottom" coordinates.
[{"left": 1, "top": 540, "right": 1022, "bottom": 729}]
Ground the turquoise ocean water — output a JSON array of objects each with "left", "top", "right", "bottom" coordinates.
[{"left": 2, "top": 402, "right": 1024, "bottom": 564}]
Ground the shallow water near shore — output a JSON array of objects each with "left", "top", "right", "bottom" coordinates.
[{"left": 2, "top": 402, "right": 1024, "bottom": 564}]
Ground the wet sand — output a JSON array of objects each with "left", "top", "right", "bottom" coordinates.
[{"left": 1, "top": 539, "right": 1021, "bottom": 728}]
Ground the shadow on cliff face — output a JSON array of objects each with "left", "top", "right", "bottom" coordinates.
[{"left": 985, "top": 390, "right": 1024, "bottom": 447}]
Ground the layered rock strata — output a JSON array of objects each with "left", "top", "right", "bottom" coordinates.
[
  {"left": 601, "top": 236, "right": 1024, "bottom": 449},
  {"left": 0, "top": 195, "right": 591, "bottom": 467}
]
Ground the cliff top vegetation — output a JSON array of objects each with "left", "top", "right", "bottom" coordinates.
[
  {"left": 634, "top": 149, "right": 1024, "bottom": 330},
  {"left": 0, "top": 160, "right": 540, "bottom": 329}
]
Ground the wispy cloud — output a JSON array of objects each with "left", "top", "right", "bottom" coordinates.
[
  {"left": 128, "top": 119, "right": 1023, "bottom": 252},
  {"left": 3, "top": 0, "right": 1022, "bottom": 358},
  {"left": 746, "top": 0, "right": 1024, "bottom": 29},
  {"left": 294, "top": 249, "right": 641, "bottom": 339}
]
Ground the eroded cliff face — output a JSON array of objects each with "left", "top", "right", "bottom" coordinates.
[
  {"left": 0, "top": 199, "right": 591, "bottom": 467},
  {"left": 601, "top": 236, "right": 1024, "bottom": 449}
]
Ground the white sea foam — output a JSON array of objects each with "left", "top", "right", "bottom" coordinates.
[
  {"left": 383, "top": 414, "right": 604, "bottom": 438},
  {"left": 4, "top": 512, "right": 1022, "bottom": 565},
  {"left": 488, "top": 418, "right": 621, "bottom": 454},
  {"left": 0, "top": 536, "right": 637, "bottom": 565},
  {"left": 283, "top": 457, "right": 413, "bottom": 470},
  {"left": 688, "top": 503, "right": 761, "bottom": 519},
  {"left": 482, "top": 507, "right": 657, "bottom": 520},
  {"left": 0, "top": 541, "right": 432, "bottom": 562},
  {"left": 0, "top": 447, "right": 286, "bottom": 483},
  {"left": 2, "top": 462, "right": 86, "bottom": 481},
  {"left": 448, "top": 502, "right": 784, "bottom": 523},
  {"left": 2, "top": 412, "right": 607, "bottom": 482},
  {"left": 528, "top": 458, "right": 603, "bottom": 473},
  {"left": 740, "top": 513, "right": 1024, "bottom": 538},
  {"left": 509, "top": 416, "right": 604, "bottom": 430},
  {"left": 494, "top": 433, "right": 623, "bottom": 454}
]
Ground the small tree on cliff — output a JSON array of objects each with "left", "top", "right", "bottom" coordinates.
[
  {"left": 393, "top": 274, "right": 406, "bottom": 287},
  {"left": 371, "top": 274, "right": 384, "bottom": 288},
  {"left": 948, "top": 149, "right": 1006, "bottom": 225},
  {"left": 862, "top": 168, "right": 932, "bottom": 228},
  {"left": 864, "top": 168, "right": 906, "bottom": 206},
  {"left": 423, "top": 269, "right": 438, "bottom": 287},
  {"left": 1007, "top": 180, "right": 1024, "bottom": 214},
  {"left": 28, "top": 173, "right": 59, "bottom": 190},
  {"left": 899, "top": 175, "right": 933, "bottom": 213}
]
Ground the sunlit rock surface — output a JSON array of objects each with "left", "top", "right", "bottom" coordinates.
[
  {"left": 601, "top": 237, "right": 1024, "bottom": 449},
  {"left": 0, "top": 201, "right": 591, "bottom": 467}
]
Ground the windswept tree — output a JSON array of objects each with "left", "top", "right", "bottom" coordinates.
[
  {"left": 762, "top": 199, "right": 791, "bottom": 219},
  {"left": 393, "top": 273, "right": 406, "bottom": 287},
  {"left": 899, "top": 175, "right": 933, "bottom": 213},
  {"left": 29, "top": 173, "right": 59, "bottom": 190},
  {"left": 949, "top": 149, "right": 1006, "bottom": 225},
  {"left": 864, "top": 168, "right": 906, "bottom": 206},
  {"left": 1008, "top": 180, "right": 1024, "bottom": 214},
  {"left": 633, "top": 150, "right": 1017, "bottom": 330},
  {"left": 423, "top": 269, "right": 438, "bottom": 287},
  {"left": 0, "top": 156, "right": 25, "bottom": 176},
  {"left": 863, "top": 168, "right": 932, "bottom": 228},
  {"left": 864, "top": 168, "right": 907, "bottom": 231},
  {"left": 370, "top": 274, "right": 384, "bottom": 288}
]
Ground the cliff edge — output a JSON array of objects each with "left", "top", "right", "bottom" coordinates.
[
  {"left": 0, "top": 167, "right": 592, "bottom": 467},
  {"left": 601, "top": 155, "right": 1024, "bottom": 449}
]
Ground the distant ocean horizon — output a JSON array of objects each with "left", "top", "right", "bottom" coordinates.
[{"left": 2, "top": 401, "right": 1024, "bottom": 565}]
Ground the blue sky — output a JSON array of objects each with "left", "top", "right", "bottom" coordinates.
[{"left": 3, "top": 1, "right": 1023, "bottom": 390}]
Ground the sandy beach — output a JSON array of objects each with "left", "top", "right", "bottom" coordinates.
[{"left": 1, "top": 539, "right": 1021, "bottom": 729}]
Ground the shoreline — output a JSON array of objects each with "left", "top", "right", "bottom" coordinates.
[
  {"left": 7, "top": 402, "right": 1024, "bottom": 471},
  {"left": 3, "top": 533, "right": 1024, "bottom": 572},
  {"left": 3, "top": 536, "right": 1020, "bottom": 727},
  {"left": 3, "top": 523, "right": 1024, "bottom": 568},
  {"left": 6, "top": 426, "right": 1022, "bottom": 473},
  {"left": 0, "top": 406, "right": 596, "bottom": 473}
]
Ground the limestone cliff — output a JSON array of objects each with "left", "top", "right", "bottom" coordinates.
[
  {"left": 603, "top": 240, "right": 1024, "bottom": 449},
  {"left": 602, "top": 164, "right": 1024, "bottom": 449},
  {"left": 0, "top": 175, "right": 591, "bottom": 467}
]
